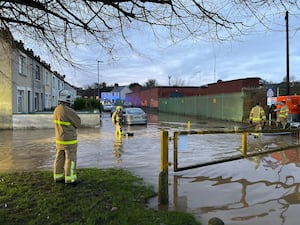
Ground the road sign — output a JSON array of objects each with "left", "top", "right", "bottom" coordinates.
[{"left": 266, "top": 88, "right": 274, "bottom": 97}]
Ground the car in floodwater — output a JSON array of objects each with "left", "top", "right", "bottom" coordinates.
[
  {"left": 103, "top": 103, "right": 113, "bottom": 112},
  {"left": 123, "top": 107, "right": 147, "bottom": 125}
]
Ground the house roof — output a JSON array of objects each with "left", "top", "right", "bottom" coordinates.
[{"left": 111, "top": 86, "right": 129, "bottom": 92}]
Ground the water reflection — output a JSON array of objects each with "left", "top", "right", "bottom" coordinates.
[
  {"left": 113, "top": 134, "right": 123, "bottom": 165},
  {"left": 158, "top": 147, "right": 300, "bottom": 225},
  {"left": 0, "top": 130, "right": 13, "bottom": 171},
  {"left": 0, "top": 130, "right": 54, "bottom": 172},
  {"left": 171, "top": 174, "right": 300, "bottom": 225},
  {"left": 272, "top": 148, "right": 300, "bottom": 166}
]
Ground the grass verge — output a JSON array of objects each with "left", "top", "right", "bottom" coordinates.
[{"left": 0, "top": 168, "right": 202, "bottom": 225}]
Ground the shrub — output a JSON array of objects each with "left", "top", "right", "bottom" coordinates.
[
  {"left": 73, "top": 98, "right": 86, "bottom": 110},
  {"left": 74, "top": 98, "right": 101, "bottom": 111}
]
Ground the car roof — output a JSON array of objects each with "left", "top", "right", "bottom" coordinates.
[{"left": 125, "top": 107, "right": 144, "bottom": 112}]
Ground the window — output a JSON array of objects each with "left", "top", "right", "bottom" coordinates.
[
  {"left": 27, "top": 90, "right": 31, "bottom": 112},
  {"left": 45, "top": 71, "right": 49, "bottom": 85},
  {"left": 17, "top": 90, "right": 24, "bottom": 113},
  {"left": 52, "top": 77, "right": 55, "bottom": 89},
  {"left": 45, "top": 94, "right": 49, "bottom": 109},
  {"left": 35, "top": 93, "right": 39, "bottom": 111},
  {"left": 19, "top": 54, "right": 26, "bottom": 75},
  {"left": 35, "top": 65, "right": 41, "bottom": 80}
]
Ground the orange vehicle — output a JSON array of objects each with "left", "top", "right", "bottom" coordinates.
[{"left": 276, "top": 95, "right": 300, "bottom": 124}]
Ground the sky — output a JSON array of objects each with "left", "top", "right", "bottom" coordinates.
[{"left": 17, "top": 11, "right": 300, "bottom": 89}]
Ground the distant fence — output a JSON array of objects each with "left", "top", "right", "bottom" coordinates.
[{"left": 158, "top": 88, "right": 266, "bottom": 122}]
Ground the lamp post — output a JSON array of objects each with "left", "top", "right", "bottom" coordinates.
[
  {"left": 97, "top": 60, "right": 103, "bottom": 100},
  {"left": 168, "top": 75, "right": 171, "bottom": 86}
]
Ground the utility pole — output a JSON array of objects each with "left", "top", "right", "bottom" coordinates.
[
  {"left": 97, "top": 60, "right": 103, "bottom": 100},
  {"left": 285, "top": 11, "right": 290, "bottom": 95}
]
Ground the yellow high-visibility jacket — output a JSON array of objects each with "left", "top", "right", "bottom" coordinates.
[
  {"left": 112, "top": 110, "right": 124, "bottom": 125},
  {"left": 53, "top": 103, "right": 81, "bottom": 150},
  {"left": 279, "top": 105, "right": 289, "bottom": 119},
  {"left": 249, "top": 105, "right": 266, "bottom": 122}
]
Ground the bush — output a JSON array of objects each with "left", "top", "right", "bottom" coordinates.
[
  {"left": 73, "top": 98, "right": 86, "bottom": 110},
  {"left": 73, "top": 98, "right": 102, "bottom": 111}
]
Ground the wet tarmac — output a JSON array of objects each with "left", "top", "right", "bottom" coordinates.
[{"left": 1, "top": 112, "right": 300, "bottom": 225}]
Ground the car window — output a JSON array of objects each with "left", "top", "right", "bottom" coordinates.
[{"left": 126, "top": 108, "right": 143, "bottom": 114}]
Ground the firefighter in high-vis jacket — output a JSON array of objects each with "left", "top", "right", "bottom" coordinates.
[
  {"left": 112, "top": 106, "right": 124, "bottom": 136},
  {"left": 277, "top": 100, "right": 289, "bottom": 129},
  {"left": 53, "top": 90, "right": 81, "bottom": 184},
  {"left": 249, "top": 102, "right": 266, "bottom": 138}
]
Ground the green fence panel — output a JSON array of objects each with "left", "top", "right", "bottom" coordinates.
[{"left": 158, "top": 92, "right": 245, "bottom": 122}]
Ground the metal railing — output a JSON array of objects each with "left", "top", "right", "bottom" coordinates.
[{"left": 160, "top": 128, "right": 300, "bottom": 173}]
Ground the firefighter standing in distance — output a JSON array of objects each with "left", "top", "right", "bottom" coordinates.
[
  {"left": 277, "top": 100, "right": 289, "bottom": 129},
  {"left": 53, "top": 90, "right": 81, "bottom": 184},
  {"left": 112, "top": 106, "right": 124, "bottom": 136},
  {"left": 249, "top": 102, "right": 266, "bottom": 138}
]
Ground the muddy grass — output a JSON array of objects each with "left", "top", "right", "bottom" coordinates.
[{"left": 0, "top": 168, "right": 201, "bottom": 225}]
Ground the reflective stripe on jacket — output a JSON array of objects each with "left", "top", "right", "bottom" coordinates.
[
  {"left": 53, "top": 103, "right": 81, "bottom": 149},
  {"left": 54, "top": 120, "right": 72, "bottom": 126}
]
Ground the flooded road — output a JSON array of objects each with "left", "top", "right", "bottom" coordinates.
[{"left": 1, "top": 112, "right": 300, "bottom": 225}]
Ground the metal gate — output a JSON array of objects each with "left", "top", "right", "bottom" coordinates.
[{"left": 160, "top": 128, "right": 300, "bottom": 173}]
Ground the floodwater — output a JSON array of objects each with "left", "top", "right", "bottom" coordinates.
[{"left": 1, "top": 112, "right": 300, "bottom": 225}]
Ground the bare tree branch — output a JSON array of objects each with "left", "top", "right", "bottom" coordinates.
[{"left": 0, "top": 0, "right": 298, "bottom": 64}]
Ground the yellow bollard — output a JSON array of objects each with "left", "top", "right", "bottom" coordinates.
[
  {"left": 159, "top": 130, "right": 169, "bottom": 205},
  {"left": 187, "top": 120, "right": 190, "bottom": 129},
  {"left": 160, "top": 130, "right": 169, "bottom": 173},
  {"left": 173, "top": 132, "right": 178, "bottom": 172},
  {"left": 241, "top": 132, "right": 247, "bottom": 156},
  {"left": 158, "top": 171, "right": 169, "bottom": 205}
]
